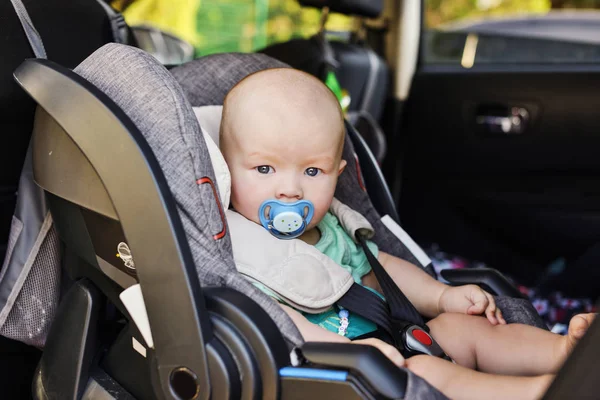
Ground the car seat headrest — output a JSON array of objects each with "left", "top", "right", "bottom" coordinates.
[
  {"left": 171, "top": 52, "right": 290, "bottom": 107},
  {"left": 298, "top": 0, "right": 383, "bottom": 18}
]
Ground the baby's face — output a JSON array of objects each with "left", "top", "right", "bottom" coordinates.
[{"left": 224, "top": 103, "right": 346, "bottom": 231}]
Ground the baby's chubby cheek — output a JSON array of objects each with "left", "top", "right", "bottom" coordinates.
[
  {"left": 305, "top": 197, "right": 333, "bottom": 229},
  {"left": 230, "top": 186, "right": 263, "bottom": 224}
]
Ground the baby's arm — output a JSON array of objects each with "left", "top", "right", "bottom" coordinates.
[
  {"left": 374, "top": 252, "right": 503, "bottom": 323},
  {"left": 280, "top": 304, "right": 405, "bottom": 367}
]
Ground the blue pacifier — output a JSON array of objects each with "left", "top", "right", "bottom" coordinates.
[{"left": 259, "top": 199, "right": 314, "bottom": 240}]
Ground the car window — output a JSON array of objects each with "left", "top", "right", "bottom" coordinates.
[
  {"left": 196, "top": 0, "right": 353, "bottom": 55},
  {"left": 115, "top": 0, "right": 354, "bottom": 57},
  {"left": 423, "top": 0, "right": 600, "bottom": 67}
]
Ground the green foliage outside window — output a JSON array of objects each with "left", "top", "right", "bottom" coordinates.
[
  {"left": 116, "top": 0, "right": 353, "bottom": 57},
  {"left": 195, "top": 0, "right": 353, "bottom": 56}
]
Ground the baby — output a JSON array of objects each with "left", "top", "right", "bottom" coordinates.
[{"left": 219, "top": 67, "right": 595, "bottom": 400}]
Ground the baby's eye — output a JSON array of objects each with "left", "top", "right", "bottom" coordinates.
[
  {"left": 305, "top": 167, "right": 321, "bottom": 177},
  {"left": 256, "top": 165, "right": 274, "bottom": 174}
]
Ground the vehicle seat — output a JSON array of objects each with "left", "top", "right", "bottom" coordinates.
[
  {"left": 260, "top": 0, "right": 389, "bottom": 163},
  {"left": 0, "top": 0, "right": 131, "bottom": 396}
]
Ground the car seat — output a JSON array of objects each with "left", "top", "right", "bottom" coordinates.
[
  {"left": 14, "top": 43, "right": 449, "bottom": 400},
  {"left": 260, "top": 0, "right": 389, "bottom": 164},
  {"left": 12, "top": 41, "right": 555, "bottom": 398}
]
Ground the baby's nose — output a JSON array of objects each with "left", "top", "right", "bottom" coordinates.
[{"left": 276, "top": 179, "right": 303, "bottom": 200}]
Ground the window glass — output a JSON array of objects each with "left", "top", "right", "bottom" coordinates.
[
  {"left": 196, "top": 0, "right": 353, "bottom": 55},
  {"left": 423, "top": 0, "right": 600, "bottom": 66},
  {"left": 116, "top": 0, "right": 354, "bottom": 57}
]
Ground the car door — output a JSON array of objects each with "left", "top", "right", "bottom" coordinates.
[{"left": 387, "top": 1, "right": 600, "bottom": 297}]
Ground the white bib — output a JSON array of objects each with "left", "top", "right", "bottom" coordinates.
[{"left": 227, "top": 198, "right": 375, "bottom": 313}]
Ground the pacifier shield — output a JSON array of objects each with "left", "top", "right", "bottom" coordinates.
[
  {"left": 259, "top": 199, "right": 315, "bottom": 239},
  {"left": 272, "top": 211, "right": 303, "bottom": 233}
]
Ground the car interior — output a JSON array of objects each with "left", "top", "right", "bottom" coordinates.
[{"left": 1, "top": 0, "right": 599, "bottom": 399}]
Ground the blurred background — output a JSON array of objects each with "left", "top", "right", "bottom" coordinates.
[{"left": 109, "top": 0, "right": 600, "bottom": 60}]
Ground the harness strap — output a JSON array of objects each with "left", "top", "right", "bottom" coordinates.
[
  {"left": 339, "top": 236, "right": 451, "bottom": 360},
  {"left": 336, "top": 283, "right": 399, "bottom": 344},
  {"left": 9, "top": 0, "right": 47, "bottom": 59},
  {"left": 356, "top": 234, "right": 425, "bottom": 328},
  {"left": 94, "top": 0, "right": 131, "bottom": 44}
]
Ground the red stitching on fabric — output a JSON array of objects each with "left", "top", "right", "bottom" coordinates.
[{"left": 197, "top": 177, "right": 227, "bottom": 240}]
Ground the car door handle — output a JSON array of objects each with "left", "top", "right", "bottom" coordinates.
[{"left": 476, "top": 106, "right": 529, "bottom": 134}]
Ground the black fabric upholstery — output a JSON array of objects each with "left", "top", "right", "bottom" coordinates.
[{"left": 298, "top": 0, "right": 383, "bottom": 18}]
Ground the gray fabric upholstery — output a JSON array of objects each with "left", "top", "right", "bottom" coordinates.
[
  {"left": 496, "top": 296, "right": 547, "bottom": 330},
  {"left": 171, "top": 52, "right": 289, "bottom": 107},
  {"left": 0, "top": 143, "right": 59, "bottom": 348},
  {"left": 74, "top": 43, "right": 303, "bottom": 346}
]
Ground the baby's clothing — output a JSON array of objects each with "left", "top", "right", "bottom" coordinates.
[{"left": 253, "top": 211, "right": 382, "bottom": 339}]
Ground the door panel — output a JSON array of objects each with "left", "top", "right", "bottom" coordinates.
[{"left": 395, "top": 68, "right": 600, "bottom": 290}]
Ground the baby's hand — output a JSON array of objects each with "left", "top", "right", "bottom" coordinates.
[
  {"left": 438, "top": 285, "right": 506, "bottom": 325},
  {"left": 352, "top": 338, "right": 405, "bottom": 367}
]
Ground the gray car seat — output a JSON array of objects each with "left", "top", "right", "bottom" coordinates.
[
  {"left": 261, "top": 0, "right": 389, "bottom": 163},
  {"left": 14, "top": 43, "right": 447, "bottom": 400},
  {"left": 11, "top": 40, "right": 595, "bottom": 398}
]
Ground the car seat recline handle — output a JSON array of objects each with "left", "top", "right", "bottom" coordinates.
[{"left": 14, "top": 59, "right": 212, "bottom": 400}]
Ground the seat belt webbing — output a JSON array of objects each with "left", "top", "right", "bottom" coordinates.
[
  {"left": 9, "top": 0, "right": 47, "bottom": 59},
  {"left": 336, "top": 283, "right": 395, "bottom": 339},
  {"left": 356, "top": 234, "right": 425, "bottom": 328}
]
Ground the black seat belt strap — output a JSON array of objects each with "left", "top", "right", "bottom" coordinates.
[
  {"left": 345, "top": 235, "right": 451, "bottom": 360},
  {"left": 336, "top": 283, "right": 399, "bottom": 343},
  {"left": 356, "top": 234, "right": 425, "bottom": 328}
]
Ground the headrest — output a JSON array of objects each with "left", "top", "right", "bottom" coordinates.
[
  {"left": 298, "top": 0, "right": 383, "bottom": 18},
  {"left": 170, "top": 53, "right": 290, "bottom": 107}
]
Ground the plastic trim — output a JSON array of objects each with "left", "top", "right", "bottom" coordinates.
[
  {"left": 279, "top": 367, "right": 348, "bottom": 382},
  {"left": 14, "top": 59, "right": 212, "bottom": 400}
]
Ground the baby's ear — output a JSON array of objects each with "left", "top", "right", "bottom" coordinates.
[{"left": 338, "top": 159, "right": 347, "bottom": 176}]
